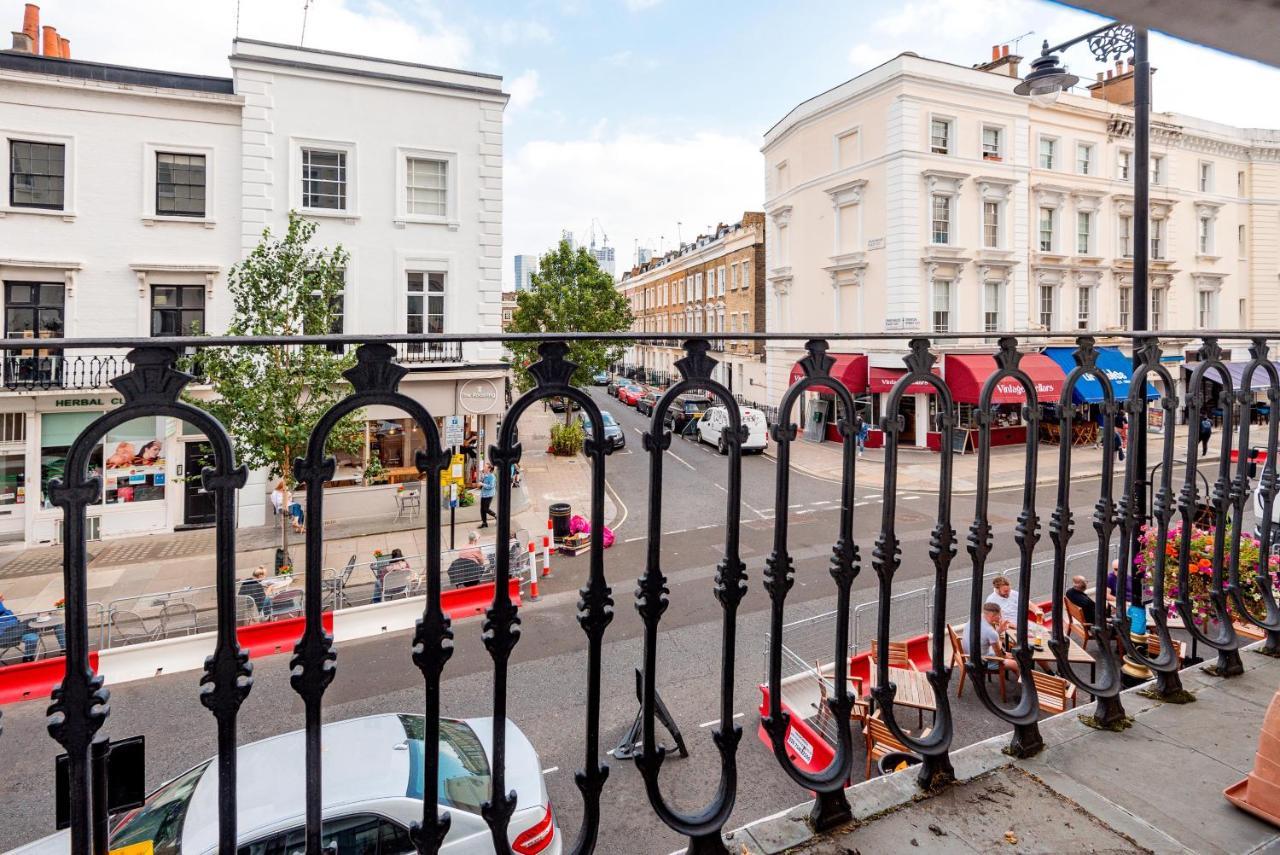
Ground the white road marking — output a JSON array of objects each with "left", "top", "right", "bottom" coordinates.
[
  {"left": 697, "top": 524, "right": 716, "bottom": 530},
  {"left": 667, "top": 449, "right": 698, "bottom": 472},
  {"left": 542, "top": 767, "right": 559, "bottom": 775},
  {"left": 743, "top": 500, "right": 769, "bottom": 519},
  {"left": 698, "top": 712, "right": 745, "bottom": 728},
  {"left": 713, "top": 482, "right": 729, "bottom": 494},
  {"left": 667, "top": 528, "right": 688, "bottom": 535},
  {"left": 812, "top": 500, "right": 833, "bottom": 506},
  {"left": 796, "top": 509, "right": 815, "bottom": 515},
  {"left": 789, "top": 504, "right": 803, "bottom": 510},
  {"left": 624, "top": 535, "right": 646, "bottom": 543},
  {"left": 902, "top": 494, "right": 921, "bottom": 501}
]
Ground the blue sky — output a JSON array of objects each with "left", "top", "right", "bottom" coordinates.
[{"left": 38, "top": 0, "right": 1280, "bottom": 287}]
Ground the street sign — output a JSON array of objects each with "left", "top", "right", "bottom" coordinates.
[
  {"left": 449, "top": 482, "right": 458, "bottom": 509},
  {"left": 444, "top": 415, "right": 465, "bottom": 447}
]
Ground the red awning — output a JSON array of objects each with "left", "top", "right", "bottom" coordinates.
[
  {"left": 868, "top": 367, "right": 939, "bottom": 395},
  {"left": 944, "top": 353, "right": 1064, "bottom": 405},
  {"left": 789, "top": 353, "right": 868, "bottom": 395}
]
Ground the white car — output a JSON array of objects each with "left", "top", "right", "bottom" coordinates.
[
  {"left": 696, "top": 406, "right": 768, "bottom": 454},
  {"left": 13, "top": 714, "right": 559, "bottom": 855}
]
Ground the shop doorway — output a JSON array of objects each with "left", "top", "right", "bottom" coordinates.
[
  {"left": 182, "top": 441, "right": 215, "bottom": 528},
  {"left": 899, "top": 396, "right": 918, "bottom": 445}
]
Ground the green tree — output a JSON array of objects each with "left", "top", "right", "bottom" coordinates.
[
  {"left": 197, "top": 211, "right": 363, "bottom": 556},
  {"left": 506, "top": 240, "right": 633, "bottom": 421}
]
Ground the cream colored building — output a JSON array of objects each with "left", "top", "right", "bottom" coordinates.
[{"left": 763, "top": 49, "right": 1280, "bottom": 446}]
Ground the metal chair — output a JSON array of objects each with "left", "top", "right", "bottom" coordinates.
[
  {"left": 159, "top": 602, "right": 199, "bottom": 637},
  {"left": 266, "top": 590, "right": 304, "bottom": 621},
  {"left": 322, "top": 555, "right": 357, "bottom": 610},
  {"left": 235, "top": 594, "right": 263, "bottom": 625},
  {"left": 380, "top": 569, "right": 414, "bottom": 600},
  {"left": 109, "top": 608, "right": 160, "bottom": 645}
]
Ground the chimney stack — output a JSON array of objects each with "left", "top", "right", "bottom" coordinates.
[
  {"left": 1001, "top": 44, "right": 1009, "bottom": 58},
  {"left": 58, "top": 35, "right": 68, "bottom": 58},
  {"left": 10, "top": 31, "right": 33, "bottom": 52},
  {"left": 991, "top": 45, "right": 1000, "bottom": 61},
  {"left": 21, "top": 3, "right": 37, "bottom": 48},
  {"left": 41, "top": 24, "right": 58, "bottom": 57}
]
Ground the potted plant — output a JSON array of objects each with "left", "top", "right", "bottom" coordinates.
[
  {"left": 549, "top": 422, "right": 585, "bottom": 456},
  {"left": 363, "top": 457, "right": 387, "bottom": 486},
  {"left": 1137, "top": 522, "right": 1279, "bottom": 627}
]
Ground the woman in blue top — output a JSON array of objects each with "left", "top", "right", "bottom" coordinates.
[{"left": 479, "top": 463, "right": 496, "bottom": 528}]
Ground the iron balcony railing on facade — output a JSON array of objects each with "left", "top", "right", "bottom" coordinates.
[{"left": 28, "top": 328, "right": 1280, "bottom": 855}]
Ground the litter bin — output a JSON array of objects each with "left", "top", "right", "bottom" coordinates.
[
  {"left": 549, "top": 502, "right": 572, "bottom": 543},
  {"left": 876, "top": 751, "right": 921, "bottom": 776}
]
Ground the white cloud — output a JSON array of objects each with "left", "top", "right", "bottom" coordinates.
[
  {"left": 508, "top": 70, "right": 543, "bottom": 111},
  {"left": 484, "top": 19, "right": 553, "bottom": 46},
  {"left": 624, "top": 0, "right": 664, "bottom": 10},
  {"left": 848, "top": 43, "right": 896, "bottom": 72},
  {"left": 504, "top": 131, "right": 763, "bottom": 286}
]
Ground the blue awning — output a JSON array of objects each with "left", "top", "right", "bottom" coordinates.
[{"left": 1041, "top": 347, "right": 1159, "bottom": 405}]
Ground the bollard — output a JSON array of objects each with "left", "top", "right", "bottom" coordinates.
[
  {"left": 542, "top": 533, "right": 552, "bottom": 578},
  {"left": 528, "top": 542, "right": 540, "bottom": 600}
]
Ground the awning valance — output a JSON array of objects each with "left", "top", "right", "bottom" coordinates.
[
  {"left": 789, "top": 353, "right": 868, "bottom": 395},
  {"left": 944, "top": 353, "right": 1064, "bottom": 405},
  {"left": 1041, "top": 346, "right": 1159, "bottom": 404},
  {"left": 868, "top": 366, "right": 939, "bottom": 395}
]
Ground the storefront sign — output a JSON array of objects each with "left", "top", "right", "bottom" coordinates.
[
  {"left": 459, "top": 379, "right": 500, "bottom": 414},
  {"left": 47, "top": 396, "right": 123, "bottom": 410},
  {"left": 443, "top": 415, "right": 465, "bottom": 447}
]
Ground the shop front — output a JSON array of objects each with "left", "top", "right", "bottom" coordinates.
[
  {"left": 867, "top": 365, "right": 941, "bottom": 448},
  {"left": 1041, "top": 347, "right": 1160, "bottom": 444},
  {"left": 1202, "top": 359, "right": 1280, "bottom": 428},
  {"left": 940, "top": 353, "right": 1064, "bottom": 452},
  {"left": 787, "top": 353, "right": 868, "bottom": 443}
]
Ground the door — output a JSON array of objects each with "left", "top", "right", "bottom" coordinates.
[
  {"left": 183, "top": 441, "right": 215, "bottom": 527},
  {"left": 899, "top": 396, "right": 918, "bottom": 445}
]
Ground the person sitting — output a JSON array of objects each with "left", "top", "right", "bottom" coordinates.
[
  {"left": 237, "top": 566, "right": 270, "bottom": 615},
  {"left": 0, "top": 593, "right": 38, "bottom": 662},
  {"left": 459, "top": 531, "right": 486, "bottom": 566},
  {"left": 963, "top": 602, "right": 1019, "bottom": 684},
  {"left": 984, "top": 575, "right": 1021, "bottom": 627},
  {"left": 1066, "top": 575, "right": 1096, "bottom": 625}
]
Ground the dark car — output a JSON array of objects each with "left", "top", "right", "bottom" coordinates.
[
  {"left": 578, "top": 410, "right": 625, "bottom": 449},
  {"left": 636, "top": 391, "right": 660, "bottom": 416},
  {"left": 606, "top": 378, "right": 625, "bottom": 398},
  {"left": 549, "top": 396, "right": 582, "bottom": 413},
  {"left": 592, "top": 371, "right": 610, "bottom": 386},
  {"left": 663, "top": 394, "right": 711, "bottom": 433}
]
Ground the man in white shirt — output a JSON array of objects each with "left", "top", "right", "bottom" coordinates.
[{"left": 984, "top": 575, "right": 1021, "bottom": 627}]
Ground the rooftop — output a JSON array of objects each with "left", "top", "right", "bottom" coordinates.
[{"left": 0, "top": 49, "right": 233, "bottom": 93}]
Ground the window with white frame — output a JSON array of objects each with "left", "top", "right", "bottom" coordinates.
[
  {"left": 742, "top": 309, "right": 750, "bottom": 332},
  {"left": 1198, "top": 289, "right": 1217, "bottom": 328},
  {"left": 1198, "top": 216, "right": 1213, "bottom": 254},
  {"left": 774, "top": 161, "right": 789, "bottom": 194},
  {"left": 1151, "top": 288, "right": 1166, "bottom": 331},
  {"left": 983, "top": 201, "right": 1000, "bottom": 248},
  {"left": 9, "top": 139, "right": 66, "bottom": 210},
  {"left": 1038, "top": 137, "right": 1056, "bottom": 170},
  {"left": 1039, "top": 207, "right": 1055, "bottom": 252},
  {"left": 1039, "top": 284, "right": 1055, "bottom": 329},
  {"left": 1150, "top": 217, "right": 1164, "bottom": 259},
  {"left": 1239, "top": 224, "right": 1247, "bottom": 257},
  {"left": 742, "top": 262, "right": 751, "bottom": 291},
  {"left": 1150, "top": 155, "right": 1164, "bottom": 185},
  {"left": 717, "top": 266, "right": 725, "bottom": 296},
  {"left": 1077, "top": 211, "right": 1092, "bottom": 254},
  {"left": 931, "top": 194, "right": 951, "bottom": 244},
  {"left": 156, "top": 152, "right": 206, "bottom": 217},
  {"left": 932, "top": 279, "right": 952, "bottom": 333},
  {"left": 1118, "top": 150, "right": 1132, "bottom": 181},
  {"left": 1238, "top": 170, "right": 1247, "bottom": 196},
  {"left": 406, "top": 271, "right": 445, "bottom": 336},
  {"left": 1076, "top": 286, "right": 1092, "bottom": 330},
  {"left": 684, "top": 276, "right": 692, "bottom": 301},
  {"left": 1199, "top": 161, "right": 1214, "bottom": 193},
  {"left": 930, "top": 118, "right": 952, "bottom": 155},
  {"left": 1118, "top": 284, "right": 1132, "bottom": 328},
  {"left": 982, "top": 126, "right": 1002, "bottom": 160},
  {"left": 983, "top": 280, "right": 1002, "bottom": 333},
  {"left": 1119, "top": 215, "right": 1133, "bottom": 257},
  {"left": 730, "top": 264, "right": 739, "bottom": 290},
  {"left": 406, "top": 157, "right": 447, "bottom": 216},
  {"left": 836, "top": 129, "right": 859, "bottom": 169},
  {"left": 695, "top": 272, "right": 703, "bottom": 301},
  {"left": 301, "top": 147, "right": 347, "bottom": 210},
  {"left": 1076, "top": 143, "right": 1094, "bottom": 175}
]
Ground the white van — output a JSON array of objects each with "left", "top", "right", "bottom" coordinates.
[{"left": 697, "top": 406, "right": 768, "bottom": 454}]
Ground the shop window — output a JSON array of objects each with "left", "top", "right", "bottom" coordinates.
[{"left": 40, "top": 414, "right": 164, "bottom": 507}]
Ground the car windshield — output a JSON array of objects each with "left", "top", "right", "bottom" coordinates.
[
  {"left": 402, "top": 715, "right": 491, "bottom": 815},
  {"left": 601, "top": 412, "right": 617, "bottom": 426},
  {"left": 109, "top": 761, "right": 209, "bottom": 855},
  {"left": 684, "top": 400, "right": 709, "bottom": 414}
]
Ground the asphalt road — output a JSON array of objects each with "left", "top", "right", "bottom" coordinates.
[{"left": 0, "top": 392, "right": 1235, "bottom": 853}]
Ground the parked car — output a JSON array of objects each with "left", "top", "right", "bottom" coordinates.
[
  {"left": 635, "top": 391, "right": 660, "bottom": 417},
  {"left": 697, "top": 406, "right": 769, "bottom": 454},
  {"left": 606, "top": 378, "right": 625, "bottom": 398},
  {"left": 549, "top": 396, "right": 581, "bottom": 413},
  {"left": 663, "top": 394, "right": 711, "bottom": 434},
  {"left": 592, "top": 371, "right": 610, "bottom": 386},
  {"left": 14, "top": 714, "right": 560, "bottom": 855},
  {"left": 617, "top": 384, "right": 645, "bottom": 407},
  {"left": 579, "top": 410, "right": 625, "bottom": 449}
]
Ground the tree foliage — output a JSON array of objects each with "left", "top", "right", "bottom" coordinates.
[
  {"left": 196, "top": 211, "right": 363, "bottom": 491},
  {"left": 505, "top": 240, "right": 632, "bottom": 395}
]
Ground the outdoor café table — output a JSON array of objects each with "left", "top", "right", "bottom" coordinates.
[
  {"left": 28, "top": 611, "right": 65, "bottom": 656},
  {"left": 395, "top": 489, "right": 421, "bottom": 522},
  {"left": 1005, "top": 624, "right": 1096, "bottom": 682},
  {"left": 867, "top": 665, "right": 936, "bottom": 726},
  {"left": 262, "top": 575, "right": 293, "bottom": 595}
]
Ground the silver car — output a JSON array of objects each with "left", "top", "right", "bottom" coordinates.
[
  {"left": 13, "top": 714, "right": 560, "bottom": 855},
  {"left": 578, "top": 411, "right": 625, "bottom": 449}
]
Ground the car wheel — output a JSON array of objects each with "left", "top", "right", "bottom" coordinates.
[{"left": 718, "top": 436, "right": 728, "bottom": 455}]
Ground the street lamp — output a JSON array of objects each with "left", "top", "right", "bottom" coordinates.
[{"left": 1016, "top": 21, "right": 1152, "bottom": 675}]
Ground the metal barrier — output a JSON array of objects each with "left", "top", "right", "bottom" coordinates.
[
  {"left": 852, "top": 587, "right": 931, "bottom": 653},
  {"left": 0, "top": 602, "right": 105, "bottom": 664}
]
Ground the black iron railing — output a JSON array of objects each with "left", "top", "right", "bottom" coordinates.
[{"left": 30, "top": 329, "right": 1280, "bottom": 854}]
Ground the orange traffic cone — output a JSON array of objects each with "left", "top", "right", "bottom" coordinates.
[{"left": 1226, "top": 688, "right": 1280, "bottom": 825}]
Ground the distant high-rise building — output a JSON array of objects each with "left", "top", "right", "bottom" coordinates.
[
  {"left": 514, "top": 254, "right": 538, "bottom": 292},
  {"left": 636, "top": 247, "right": 654, "bottom": 265},
  {"left": 560, "top": 229, "right": 576, "bottom": 251},
  {"left": 589, "top": 243, "right": 616, "bottom": 277}
]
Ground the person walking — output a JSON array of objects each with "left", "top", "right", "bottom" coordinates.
[
  {"left": 855, "top": 415, "right": 869, "bottom": 458},
  {"left": 479, "top": 463, "right": 496, "bottom": 528},
  {"left": 1199, "top": 413, "right": 1213, "bottom": 456}
]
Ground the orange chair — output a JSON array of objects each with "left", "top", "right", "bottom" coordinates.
[
  {"left": 1147, "top": 632, "right": 1187, "bottom": 667},
  {"left": 870, "top": 640, "right": 916, "bottom": 670},
  {"left": 864, "top": 713, "right": 911, "bottom": 778},
  {"left": 946, "top": 623, "right": 1005, "bottom": 702},
  {"left": 1029, "top": 670, "right": 1076, "bottom": 716}
]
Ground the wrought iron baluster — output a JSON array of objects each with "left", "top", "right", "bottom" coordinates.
[
  {"left": 1176, "top": 338, "right": 1242, "bottom": 676},
  {"left": 1226, "top": 338, "right": 1280, "bottom": 655},
  {"left": 1047, "top": 338, "right": 1125, "bottom": 727},
  {"left": 761, "top": 339, "right": 857, "bottom": 830},
  {"left": 637, "top": 338, "right": 746, "bottom": 854},
  {"left": 963, "top": 337, "right": 1042, "bottom": 756},
  {"left": 483, "top": 342, "right": 615, "bottom": 855},
  {"left": 870, "top": 338, "right": 954, "bottom": 791},
  {"left": 1110, "top": 339, "right": 1187, "bottom": 699},
  {"left": 47, "top": 347, "right": 249, "bottom": 854}
]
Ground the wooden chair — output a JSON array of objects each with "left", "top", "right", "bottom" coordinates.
[
  {"left": 1029, "top": 670, "right": 1076, "bottom": 716},
  {"left": 869, "top": 640, "right": 916, "bottom": 670},
  {"left": 1147, "top": 632, "right": 1187, "bottom": 667},
  {"left": 864, "top": 713, "right": 930, "bottom": 778},
  {"left": 1063, "top": 597, "right": 1095, "bottom": 648},
  {"left": 947, "top": 623, "right": 1005, "bottom": 702}
]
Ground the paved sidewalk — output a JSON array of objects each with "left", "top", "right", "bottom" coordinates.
[
  {"left": 771, "top": 429, "right": 1220, "bottom": 494},
  {"left": 0, "top": 405, "right": 609, "bottom": 614},
  {"left": 732, "top": 644, "right": 1280, "bottom": 854}
]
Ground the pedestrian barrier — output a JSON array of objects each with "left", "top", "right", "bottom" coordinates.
[
  {"left": 237, "top": 611, "right": 335, "bottom": 659},
  {"left": 0, "top": 652, "right": 100, "bottom": 705}
]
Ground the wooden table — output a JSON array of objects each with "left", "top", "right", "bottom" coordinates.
[
  {"left": 867, "top": 665, "right": 936, "bottom": 713},
  {"left": 1003, "top": 624, "right": 1096, "bottom": 682}
]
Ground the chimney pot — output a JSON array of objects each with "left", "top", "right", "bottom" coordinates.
[
  {"left": 21, "top": 3, "right": 38, "bottom": 49},
  {"left": 1002, "top": 44, "right": 1010, "bottom": 58},
  {"left": 1106, "top": 69, "right": 1113, "bottom": 80},
  {"left": 991, "top": 45, "right": 1000, "bottom": 61},
  {"left": 1115, "top": 59, "right": 1123, "bottom": 72},
  {"left": 58, "top": 35, "right": 68, "bottom": 58},
  {"left": 41, "top": 25, "right": 58, "bottom": 57},
  {"left": 1096, "top": 71, "right": 1104, "bottom": 82},
  {"left": 1128, "top": 57, "right": 1134, "bottom": 71}
]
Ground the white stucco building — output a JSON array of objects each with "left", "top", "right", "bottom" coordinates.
[
  {"left": 0, "top": 30, "right": 507, "bottom": 545},
  {"left": 763, "top": 48, "right": 1280, "bottom": 448}
]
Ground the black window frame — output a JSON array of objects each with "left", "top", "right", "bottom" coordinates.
[
  {"left": 155, "top": 152, "right": 207, "bottom": 218},
  {"left": 9, "top": 139, "right": 66, "bottom": 210},
  {"left": 150, "top": 285, "right": 206, "bottom": 337}
]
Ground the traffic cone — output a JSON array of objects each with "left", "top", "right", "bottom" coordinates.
[
  {"left": 528, "top": 542, "right": 540, "bottom": 601},
  {"left": 1226, "top": 688, "right": 1280, "bottom": 825}
]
